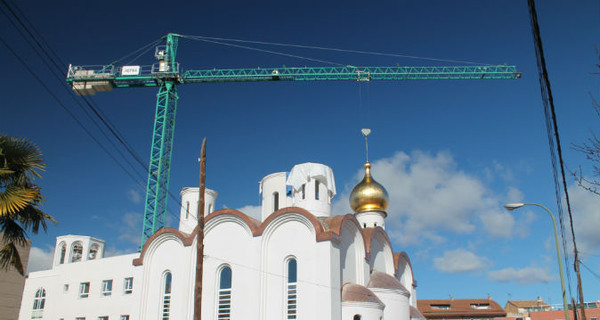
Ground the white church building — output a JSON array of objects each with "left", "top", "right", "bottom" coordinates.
[{"left": 19, "top": 161, "right": 423, "bottom": 320}]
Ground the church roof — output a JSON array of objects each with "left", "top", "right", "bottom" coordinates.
[
  {"left": 367, "top": 270, "right": 409, "bottom": 294},
  {"left": 341, "top": 283, "right": 384, "bottom": 307}
]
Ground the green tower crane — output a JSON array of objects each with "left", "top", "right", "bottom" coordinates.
[{"left": 66, "top": 33, "right": 521, "bottom": 248}]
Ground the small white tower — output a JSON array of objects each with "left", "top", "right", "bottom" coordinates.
[
  {"left": 259, "top": 172, "right": 291, "bottom": 221},
  {"left": 53, "top": 235, "right": 105, "bottom": 267},
  {"left": 259, "top": 163, "right": 337, "bottom": 220},
  {"left": 178, "top": 187, "right": 218, "bottom": 234},
  {"left": 287, "top": 162, "right": 336, "bottom": 217}
]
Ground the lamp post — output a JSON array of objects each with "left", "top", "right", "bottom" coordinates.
[{"left": 504, "top": 203, "right": 569, "bottom": 320}]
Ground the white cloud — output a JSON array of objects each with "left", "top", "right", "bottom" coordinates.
[
  {"left": 127, "top": 189, "right": 142, "bottom": 204},
  {"left": 488, "top": 266, "right": 556, "bottom": 284},
  {"left": 433, "top": 248, "right": 490, "bottom": 273},
  {"left": 479, "top": 209, "right": 515, "bottom": 238},
  {"left": 235, "top": 205, "right": 262, "bottom": 221},
  {"left": 568, "top": 185, "right": 600, "bottom": 254},
  {"left": 27, "top": 246, "right": 54, "bottom": 273},
  {"left": 118, "top": 212, "right": 142, "bottom": 245},
  {"left": 333, "top": 151, "right": 525, "bottom": 246}
]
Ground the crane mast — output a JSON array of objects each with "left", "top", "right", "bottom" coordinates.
[{"left": 66, "top": 33, "right": 521, "bottom": 248}]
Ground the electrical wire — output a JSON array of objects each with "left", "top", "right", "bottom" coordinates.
[
  {"left": 578, "top": 260, "right": 600, "bottom": 282},
  {"left": 183, "top": 34, "right": 495, "bottom": 66},
  {"left": 186, "top": 36, "right": 346, "bottom": 67},
  {"left": 1, "top": 1, "right": 186, "bottom": 227}
]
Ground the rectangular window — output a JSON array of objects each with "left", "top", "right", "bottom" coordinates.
[
  {"left": 120, "top": 316, "right": 130, "bottom": 320},
  {"left": 98, "top": 317, "right": 108, "bottom": 320},
  {"left": 102, "top": 280, "right": 113, "bottom": 296},
  {"left": 124, "top": 277, "right": 133, "bottom": 294},
  {"left": 79, "top": 282, "right": 90, "bottom": 298},
  {"left": 63, "top": 284, "right": 69, "bottom": 292},
  {"left": 76, "top": 318, "right": 85, "bottom": 320},
  {"left": 431, "top": 304, "right": 451, "bottom": 310}
]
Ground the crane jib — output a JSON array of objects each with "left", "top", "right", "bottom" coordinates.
[{"left": 67, "top": 64, "right": 521, "bottom": 94}]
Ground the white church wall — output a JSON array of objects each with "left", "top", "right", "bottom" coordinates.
[
  {"left": 204, "top": 214, "right": 261, "bottom": 320},
  {"left": 368, "top": 230, "right": 395, "bottom": 276},
  {"left": 339, "top": 220, "right": 365, "bottom": 287},
  {"left": 372, "top": 289, "right": 410, "bottom": 320},
  {"left": 341, "top": 302, "right": 384, "bottom": 320},
  {"left": 20, "top": 253, "right": 140, "bottom": 320},
  {"left": 260, "top": 212, "right": 335, "bottom": 320},
  {"left": 138, "top": 233, "right": 192, "bottom": 320},
  {"left": 396, "top": 258, "right": 415, "bottom": 306}
]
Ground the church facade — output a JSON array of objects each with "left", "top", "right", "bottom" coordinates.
[{"left": 19, "top": 162, "right": 421, "bottom": 320}]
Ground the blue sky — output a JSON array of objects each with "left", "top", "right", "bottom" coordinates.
[{"left": 2, "top": 0, "right": 599, "bottom": 308}]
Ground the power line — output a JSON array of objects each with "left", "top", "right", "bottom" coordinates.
[
  {"left": 1, "top": 1, "right": 187, "bottom": 228},
  {"left": 183, "top": 34, "right": 495, "bottom": 66}
]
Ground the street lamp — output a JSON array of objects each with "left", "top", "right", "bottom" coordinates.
[{"left": 504, "top": 203, "right": 570, "bottom": 320}]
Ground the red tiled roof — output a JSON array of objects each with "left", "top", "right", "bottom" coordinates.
[{"left": 418, "top": 299, "right": 507, "bottom": 319}]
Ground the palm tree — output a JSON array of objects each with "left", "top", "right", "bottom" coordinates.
[{"left": 0, "top": 135, "right": 55, "bottom": 275}]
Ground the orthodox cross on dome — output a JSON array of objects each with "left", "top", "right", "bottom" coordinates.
[{"left": 361, "top": 128, "right": 371, "bottom": 163}]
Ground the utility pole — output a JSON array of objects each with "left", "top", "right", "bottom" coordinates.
[
  {"left": 194, "top": 138, "right": 206, "bottom": 320},
  {"left": 526, "top": 2, "right": 587, "bottom": 319}
]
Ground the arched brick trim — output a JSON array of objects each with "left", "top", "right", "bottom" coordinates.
[
  {"left": 259, "top": 207, "right": 333, "bottom": 242},
  {"left": 363, "top": 226, "right": 392, "bottom": 256},
  {"left": 133, "top": 208, "right": 341, "bottom": 266},
  {"left": 203, "top": 208, "right": 261, "bottom": 236},
  {"left": 133, "top": 227, "right": 193, "bottom": 266},
  {"left": 394, "top": 251, "right": 416, "bottom": 288},
  {"left": 325, "top": 214, "right": 368, "bottom": 258}
]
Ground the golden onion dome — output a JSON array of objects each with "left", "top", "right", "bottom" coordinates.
[{"left": 349, "top": 162, "right": 389, "bottom": 213}]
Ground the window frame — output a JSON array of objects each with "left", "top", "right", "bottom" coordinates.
[
  {"left": 31, "top": 288, "right": 46, "bottom": 319},
  {"left": 123, "top": 277, "right": 133, "bottom": 294},
  {"left": 101, "top": 279, "right": 113, "bottom": 296},
  {"left": 79, "top": 282, "right": 90, "bottom": 298},
  {"left": 161, "top": 271, "right": 172, "bottom": 320},
  {"left": 286, "top": 257, "right": 297, "bottom": 319},
  {"left": 217, "top": 265, "right": 232, "bottom": 320}
]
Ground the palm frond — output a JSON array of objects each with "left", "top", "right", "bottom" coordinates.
[
  {"left": 0, "top": 185, "right": 40, "bottom": 217},
  {"left": 15, "top": 205, "right": 56, "bottom": 234},
  {"left": 0, "top": 135, "right": 45, "bottom": 180}
]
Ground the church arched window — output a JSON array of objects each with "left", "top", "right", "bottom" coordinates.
[
  {"left": 353, "top": 315, "right": 361, "bottom": 320},
  {"left": 71, "top": 241, "right": 83, "bottom": 262},
  {"left": 58, "top": 242, "right": 66, "bottom": 264},
  {"left": 315, "top": 180, "right": 320, "bottom": 200},
  {"left": 186, "top": 201, "right": 190, "bottom": 219},
  {"left": 286, "top": 258, "right": 297, "bottom": 319},
  {"left": 301, "top": 184, "right": 306, "bottom": 200},
  {"left": 218, "top": 266, "right": 232, "bottom": 320},
  {"left": 273, "top": 192, "right": 279, "bottom": 211},
  {"left": 32, "top": 288, "right": 45, "bottom": 318},
  {"left": 88, "top": 244, "right": 99, "bottom": 260},
  {"left": 161, "top": 271, "right": 172, "bottom": 320}
]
